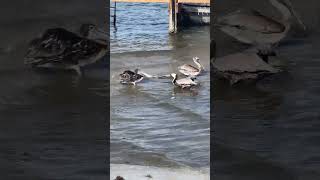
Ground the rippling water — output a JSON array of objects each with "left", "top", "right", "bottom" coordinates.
[
  {"left": 0, "top": 63, "right": 108, "bottom": 179},
  {"left": 213, "top": 32, "right": 320, "bottom": 179},
  {"left": 0, "top": 3, "right": 107, "bottom": 177},
  {"left": 110, "top": 3, "right": 210, "bottom": 169},
  {"left": 110, "top": 3, "right": 171, "bottom": 53}
]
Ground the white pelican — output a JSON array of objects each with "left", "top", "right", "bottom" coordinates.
[
  {"left": 119, "top": 69, "right": 144, "bottom": 85},
  {"left": 171, "top": 73, "right": 198, "bottom": 88},
  {"left": 24, "top": 24, "right": 108, "bottom": 75},
  {"left": 216, "top": 0, "right": 306, "bottom": 53},
  {"left": 178, "top": 57, "right": 204, "bottom": 77}
]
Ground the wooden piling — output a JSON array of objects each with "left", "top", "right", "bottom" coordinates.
[
  {"left": 112, "top": 0, "right": 210, "bottom": 33},
  {"left": 168, "top": 0, "right": 176, "bottom": 33},
  {"left": 113, "top": 2, "right": 117, "bottom": 27}
]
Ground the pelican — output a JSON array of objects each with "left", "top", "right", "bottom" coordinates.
[
  {"left": 24, "top": 24, "right": 108, "bottom": 75},
  {"left": 216, "top": 0, "right": 306, "bottom": 53},
  {"left": 212, "top": 50, "right": 281, "bottom": 85},
  {"left": 119, "top": 69, "right": 144, "bottom": 85},
  {"left": 171, "top": 73, "right": 198, "bottom": 88},
  {"left": 178, "top": 57, "right": 204, "bottom": 77}
]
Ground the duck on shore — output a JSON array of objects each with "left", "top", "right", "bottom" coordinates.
[{"left": 24, "top": 24, "right": 108, "bottom": 75}]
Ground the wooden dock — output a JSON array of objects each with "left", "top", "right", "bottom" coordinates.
[
  {"left": 112, "top": 0, "right": 209, "bottom": 3},
  {"left": 111, "top": 0, "right": 210, "bottom": 33}
]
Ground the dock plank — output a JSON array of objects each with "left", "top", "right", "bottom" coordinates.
[{"left": 112, "top": 0, "right": 210, "bottom": 4}]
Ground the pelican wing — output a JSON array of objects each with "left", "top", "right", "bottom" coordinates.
[
  {"left": 178, "top": 64, "right": 199, "bottom": 72},
  {"left": 25, "top": 30, "right": 106, "bottom": 66},
  {"left": 176, "top": 77, "right": 197, "bottom": 85},
  {"left": 25, "top": 39, "right": 104, "bottom": 65},
  {"left": 218, "top": 10, "right": 285, "bottom": 34},
  {"left": 213, "top": 52, "right": 280, "bottom": 73}
]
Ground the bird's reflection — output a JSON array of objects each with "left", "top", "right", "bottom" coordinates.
[{"left": 172, "top": 86, "right": 199, "bottom": 97}]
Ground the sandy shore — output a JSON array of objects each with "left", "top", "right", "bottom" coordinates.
[{"left": 110, "top": 164, "right": 209, "bottom": 180}]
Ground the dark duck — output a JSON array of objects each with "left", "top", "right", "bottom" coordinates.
[{"left": 119, "top": 69, "right": 144, "bottom": 85}]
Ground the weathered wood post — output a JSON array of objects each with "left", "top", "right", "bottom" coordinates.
[
  {"left": 175, "top": 1, "right": 180, "bottom": 32},
  {"left": 113, "top": 2, "right": 117, "bottom": 27},
  {"left": 169, "top": 0, "right": 177, "bottom": 33}
]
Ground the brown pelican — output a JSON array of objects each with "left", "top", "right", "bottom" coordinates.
[
  {"left": 212, "top": 50, "right": 281, "bottom": 85},
  {"left": 24, "top": 24, "right": 108, "bottom": 75},
  {"left": 216, "top": 0, "right": 306, "bottom": 53},
  {"left": 171, "top": 73, "right": 198, "bottom": 88},
  {"left": 119, "top": 69, "right": 144, "bottom": 85},
  {"left": 178, "top": 57, "right": 204, "bottom": 77}
]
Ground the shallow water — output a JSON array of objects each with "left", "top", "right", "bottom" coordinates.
[
  {"left": 0, "top": 64, "right": 108, "bottom": 179},
  {"left": 0, "top": 1, "right": 108, "bottom": 177},
  {"left": 213, "top": 32, "right": 320, "bottom": 179},
  {"left": 110, "top": 3, "right": 170, "bottom": 53},
  {"left": 110, "top": 3, "right": 210, "bottom": 169}
]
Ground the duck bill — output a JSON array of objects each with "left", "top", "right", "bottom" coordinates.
[{"left": 89, "top": 28, "right": 109, "bottom": 45}]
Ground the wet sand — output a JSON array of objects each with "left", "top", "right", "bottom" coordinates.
[{"left": 110, "top": 164, "right": 209, "bottom": 180}]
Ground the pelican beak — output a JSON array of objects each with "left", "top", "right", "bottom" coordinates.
[
  {"left": 284, "top": 0, "right": 307, "bottom": 31},
  {"left": 88, "top": 27, "right": 109, "bottom": 45},
  {"left": 291, "top": 8, "right": 307, "bottom": 31}
]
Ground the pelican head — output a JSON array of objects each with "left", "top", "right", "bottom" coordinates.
[
  {"left": 171, "top": 73, "right": 177, "bottom": 78},
  {"left": 134, "top": 68, "right": 140, "bottom": 74},
  {"left": 80, "top": 24, "right": 108, "bottom": 45},
  {"left": 171, "top": 73, "right": 178, "bottom": 82},
  {"left": 193, "top": 57, "right": 200, "bottom": 63},
  {"left": 193, "top": 56, "right": 204, "bottom": 71}
]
